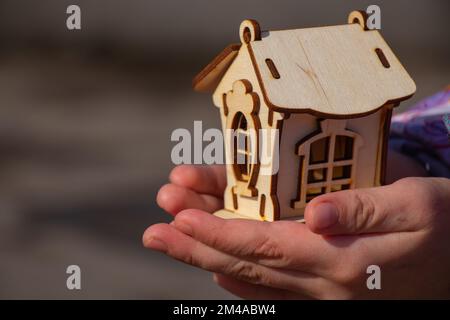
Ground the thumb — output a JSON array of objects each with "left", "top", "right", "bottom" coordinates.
[{"left": 304, "top": 177, "right": 441, "bottom": 235}]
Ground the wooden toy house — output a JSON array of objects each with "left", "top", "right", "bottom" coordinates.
[{"left": 193, "top": 11, "right": 416, "bottom": 221}]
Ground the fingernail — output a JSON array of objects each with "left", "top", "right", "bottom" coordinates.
[
  {"left": 313, "top": 202, "right": 338, "bottom": 229},
  {"left": 145, "top": 237, "right": 168, "bottom": 253},
  {"left": 173, "top": 220, "right": 193, "bottom": 236}
]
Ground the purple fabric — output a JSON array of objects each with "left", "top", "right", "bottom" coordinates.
[{"left": 390, "top": 87, "right": 450, "bottom": 178}]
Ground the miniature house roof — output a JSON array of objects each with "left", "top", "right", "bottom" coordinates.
[{"left": 193, "top": 15, "right": 416, "bottom": 117}]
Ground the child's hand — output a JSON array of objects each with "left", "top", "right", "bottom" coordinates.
[
  {"left": 144, "top": 165, "right": 450, "bottom": 299},
  {"left": 155, "top": 165, "right": 227, "bottom": 217}
]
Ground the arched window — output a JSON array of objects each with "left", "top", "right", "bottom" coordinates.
[
  {"left": 292, "top": 120, "right": 363, "bottom": 209},
  {"left": 224, "top": 80, "right": 261, "bottom": 199},
  {"left": 233, "top": 112, "right": 253, "bottom": 182}
]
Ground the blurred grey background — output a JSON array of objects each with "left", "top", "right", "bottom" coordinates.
[{"left": 0, "top": 0, "right": 448, "bottom": 299}]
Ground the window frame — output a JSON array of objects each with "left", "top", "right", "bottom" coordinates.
[
  {"left": 229, "top": 111, "right": 260, "bottom": 198},
  {"left": 292, "top": 119, "right": 363, "bottom": 209},
  {"left": 233, "top": 113, "right": 254, "bottom": 182}
]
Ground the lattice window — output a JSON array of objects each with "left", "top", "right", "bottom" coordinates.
[
  {"left": 292, "top": 120, "right": 363, "bottom": 209},
  {"left": 233, "top": 112, "right": 253, "bottom": 182}
]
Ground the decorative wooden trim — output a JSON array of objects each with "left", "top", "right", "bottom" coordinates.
[
  {"left": 268, "top": 110, "right": 274, "bottom": 126},
  {"left": 259, "top": 194, "right": 266, "bottom": 219},
  {"left": 292, "top": 119, "right": 363, "bottom": 209},
  {"left": 239, "top": 19, "right": 261, "bottom": 44},
  {"left": 193, "top": 43, "right": 241, "bottom": 92},
  {"left": 347, "top": 10, "right": 369, "bottom": 30},
  {"left": 222, "top": 93, "right": 229, "bottom": 116},
  {"left": 225, "top": 80, "right": 261, "bottom": 198},
  {"left": 270, "top": 118, "right": 284, "bottom": 221}
]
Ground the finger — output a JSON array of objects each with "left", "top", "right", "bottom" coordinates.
[
  {"left": 157, "top": 184, "right": 223, "bottom": 216},
  {"left": 143, "top": 223, "right": 240, "bottom": 271},
  {"left": 213, "top": 273, "right": 307, "bottom": 300},
  {"left": 304, "top": 177, "right": 442, "bottom": 235},
  {"left": 143, "top": 223, "right": 322, "bottom": 295},
  {"left": 172, "top": 209, "right": 337, "bottom": 272},
  {"left": 169, "top": 165, "right": 226, "bottom": 197}
]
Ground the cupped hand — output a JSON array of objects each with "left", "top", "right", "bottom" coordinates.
[{"left": 144, "top": 165, "right": 450, "bottom": 299}]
